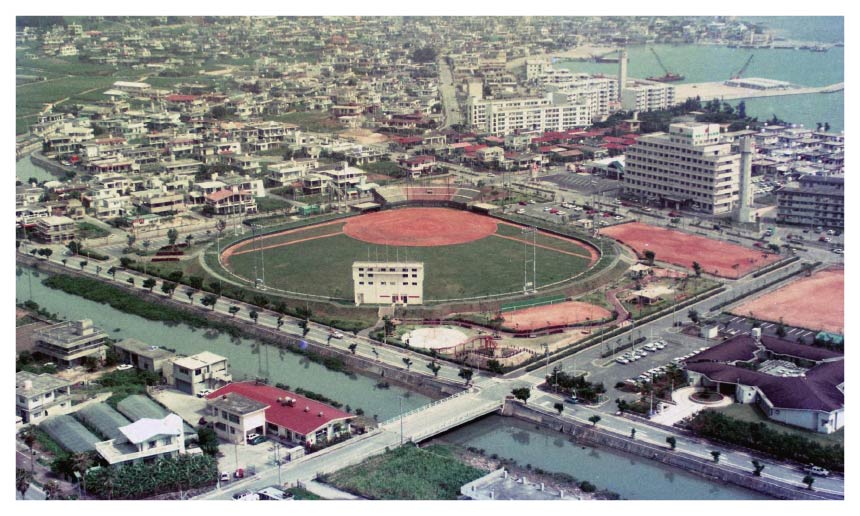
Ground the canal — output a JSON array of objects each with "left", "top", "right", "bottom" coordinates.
[
  {"left": 16, "top": 267, "right": 431, "bottom": 420},
  {"left": 16, "top": 155, "right": 58, "bottom": 184},
  {"left": 440, "top": 415, "right": 773, "bottom": 500}
]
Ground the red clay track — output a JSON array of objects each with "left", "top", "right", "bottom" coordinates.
[
  {"left": 601, "top": 222, "right": 779, "bottom": 278},
  {"left": 342, "top": 207, "right": 498, "bottom": 246},
  {"left": 731, "top": 268, "right": 844, "bottom": 333}
]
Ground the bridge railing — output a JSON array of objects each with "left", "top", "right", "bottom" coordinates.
[
  {"left": 409, "top": 400, "right": 503, "bottom": 441},
  {"left": 379, "top": 387, "right": 475, "bottom": 427}
]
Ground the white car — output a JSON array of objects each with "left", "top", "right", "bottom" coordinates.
[
  {"left": 516, "top": 209, "right": 526, "bottom": 214},
  {"left": 246, "top": 433, "right": 261, "bottom": 442},
  {"left": 615, "top": 358, "right": 629, "bottom": 365},
  {"left": 643, "top": 207, "right": 653, "bottom": 212},
  {"left": 331, "top": 332, "right": 344, "bottom": 339},
  {"left": 196, "top": 389, "right": 212, "bottom": 398},
  {"left": 805, "top": 465, "right": 830, "bottom": 477},
  {"left": 220, "top": 472, "right": 231, "bottom": 483},
  {"left": 614, "top": 215, "right": 624, "bottom": 220},
  {"left": 543, "top": 207, "right": 552, "bottom": 212},
  {"left": 116, "top": 364, "right": 134, "bottom": 371}
]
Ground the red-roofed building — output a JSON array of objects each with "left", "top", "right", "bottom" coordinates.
[
  {"left": 204, "top": 187, "right": 257, "bottom": 216},
  {"left": 207, "top": 382, "right": 353, "bottom": 447},
  {"left": 398, "top": 155, "right": 437, "bottom": 178}
]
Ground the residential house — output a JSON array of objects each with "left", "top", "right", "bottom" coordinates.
[
  {"left": 32, "top": 215, "right": 76, "bottom": 244},
  {"left": 15, "top": 371, "right": 73, "bottom": 425},
  {"left": 94, "top": 414, "right": 188, "bottom": 466},
  {"left": 33, "top": 319, "right": 109, "bottom": 368},
  {"left": 171, "top": 351, "right": 232, "bottom": 396},
  {"left": 206, "top": 392, "right": 269, "bottom": 444},
  {"left": 112, "top": 338, "right": 176, "bottom": 374}
]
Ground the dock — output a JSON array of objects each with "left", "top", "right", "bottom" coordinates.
[{"left": 673, "top": 81, "right": 843, "bottom": 103}]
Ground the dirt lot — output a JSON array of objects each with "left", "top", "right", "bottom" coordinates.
[
  {"left": 731, "top": 267, "right": 844, "bottom": 333},
  {"left": 502, "top": 301, "right": 612, "bottom": 332},
  {"left": 601, "top": 222, "right": 780, "bottom": 278}
]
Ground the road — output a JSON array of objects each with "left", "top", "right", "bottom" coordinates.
[{"left": 437, "top": 57, "right": 461, "bottom": 128}]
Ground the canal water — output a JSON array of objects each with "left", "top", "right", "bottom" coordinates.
[
  {"left": 441, "top": 415, "right": 773, "bottom": 500},
  {"left": 558, "top": 40, "right": 843, "bottom": 132},
  {"left": 16, "top": 267, "right": 431, "bottom": 420},
  {"left": 16, "top": 156, "right": 58, "bottom": 184}
]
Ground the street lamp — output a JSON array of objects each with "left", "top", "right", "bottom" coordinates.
[{"left": 399, "top": 396, "right": 404, "bottom": 445}]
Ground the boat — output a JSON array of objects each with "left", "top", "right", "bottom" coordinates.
[{"left": 646, "top": 73, "right": 685, "bottom": 82}]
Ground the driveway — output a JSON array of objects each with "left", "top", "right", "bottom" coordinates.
[{"left": 650, "top": 386, "right": 732, "bottom": 426}]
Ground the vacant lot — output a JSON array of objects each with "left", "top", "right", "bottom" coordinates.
[
  {"left": 731, "top": 267, "right": 843, "bottom": 333},
  {"left": 325, "top": 444, "right": 486, "bottom": 500}
]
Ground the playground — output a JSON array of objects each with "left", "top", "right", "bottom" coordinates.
[
  {"left": 731, "top": 267, "right": 844, "bottom": 333},
  {"left": 601, "top": 222, "right": 780, "bottom": 278}
]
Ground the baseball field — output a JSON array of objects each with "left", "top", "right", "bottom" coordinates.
[{"left": 221, "top": 208, "right": 602, "bottom": 302}]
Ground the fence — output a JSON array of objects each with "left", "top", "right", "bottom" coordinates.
[{"left": 378, "top": 387, "right": 476, "bottom": 427}]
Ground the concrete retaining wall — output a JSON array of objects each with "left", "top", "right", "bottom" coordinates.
[{"left": 502, "top": 401, "right": 834, "bottom": 500}]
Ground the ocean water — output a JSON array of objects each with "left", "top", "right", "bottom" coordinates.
[{"left": 557, "top": 19, "right": 844, "bottom": 132}]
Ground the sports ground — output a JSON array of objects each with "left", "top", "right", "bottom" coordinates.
[
  {"left": 731, "top": 267, "right": 844, "bottom": 333},
  {"left": 600, "top": 222, "right": 780, "bottom": 278},
  {"left": 502, "top": 300, "right": 613, "bottom": 332},
  {"left": 221, "top": 208, "right": 602, "bottom": 302}
]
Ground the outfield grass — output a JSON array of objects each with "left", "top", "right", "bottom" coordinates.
[
  {"left": 254, "top": 196, "right": 293, "bottom": 213},
  {"left": 713, "top": 403, "right": 844, "bottom": 448},
  {"left": 226, "top": 229, "right": 593, "bottom": 301},
  {"left": 325, "top": 444, "right": 486, "bottom": 500}
]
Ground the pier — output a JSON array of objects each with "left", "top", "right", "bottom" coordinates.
[{"left": 674, "top": 81, "right": 843, "bottom": 103}]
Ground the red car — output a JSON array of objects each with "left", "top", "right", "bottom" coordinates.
[
  {"left": 518, "top": 201, "right": 528, "bottom": 206},
  {"left": 668, "top": 211, "right": 680, "bottom": 217},
  {"left": 549, "top": 208, "right": 559, "bottom": 214}
]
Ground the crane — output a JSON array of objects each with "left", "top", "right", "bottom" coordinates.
[
  {"left": 731, "top": 54, "right": 754, "bottom": 80},
  {"left": 646, "top": 47, "right": 684, "bottom": 82}
]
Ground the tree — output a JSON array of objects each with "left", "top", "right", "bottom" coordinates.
[
  {"left": 802, "top": 474, "right": 815, "bottom": 490},
  {"left": 588, "top": 415, "right": 601, "bottom": 427},
  {"left": 348, "top": 343, "right": 358, "bottom": 354},
  {"left": 511, "top": 387, "right": 531, "bottom": 404},
  {"left": 643, "top": 249, "right": 656, "bottom": 266},
  {"left": 458, "top": 368, "right": 474, "bottom": 386},
  {"left": 382, "top": 316, "right": 396, "bottom": 338},
  {"left": 426, "top": 361, "right": 441, "bottom": 377},
  {"left": 486, "top": 359, "right": 504, "bottom": 374},
  {"left": 16, "top": 468, "right": 33, "bottom": 498},
  {"left": 79, "top": 260, "right": 88, "bottom": 271},
  {"left": 630, "top": 428, "right": 637, "bottom": 439},
  {"left": 20, "top": 428, "right": 37, "bottom": 472},
  {"left": 119, "top": 256, "right": 134, "bottom": 268},
  {"left": 554, "top": 402, "right": 564, "bottom": 415},
  {"left": 126, "top": 234, "right": 136, "bottom": 248},
  {"left": 185, "top": 289, "right": 195, "bottom": 302},
  {"left": 142, "top": 278, "right": 157, "bottom": 292},
  {"left": 751, "top": 459, "right": 765, "bottom": 477},
  {"left": 61, "top": 258, "right": 67, "bottom": 267},
  {"left": 168, "top": 271, "right": 184, "bottom": 283},
  {"left": 197, "top": 427, "right": 219, "bottom": 456},
  {"left": 711, "top": 450, "right": 721, "bottom": 463},
  {"left": 43, "top": 480, "right": 63, "bottom": 500},
  {"left": 402, "top": 357, "right": 413, "bottom": 371},
  {"left": 249, "top": 310, "right": 259, "bottom": 324},
  {"left": 210, "top": 105, "right": 228, "bottom": 119},
  {"left": 72, "top": 452, "right": 93, "bottom": 495},
  {"left": 95, "top": 265, "right": 102, "bottom": 276},
  {"left": 692, "top": 261, "right": 702, "bottom": 277},
  {"left": 229, "top": 306, "right": 240, "bottom": 317},
  {"left": 142, "top": 240, "right": 151, "bottom": 254},
  {"left": 42, "top": 248, "right": 53, "bottom": 260},
  {"left": 824, "top": 122, "right": 830, "bottom": 132},
  {"left": 666, "top": 436, "right": 677, "bottom": 450},
  {"left": 201, "top": 294, "right": 218, "bottom": 310},
  {"left": 276, "top": 316, "right": 284, "bottom": 330},
  {"left": 737, "top": 100, "right": 747, "bottom": 119},
  {"left": 161, "top": 281, "right": 177, "bottom": 298},
  {"left": 107, "top": 266, "right": 117, "bottom": 280},
  {"left": 167, "top": 228, "right": 179, "bottom": 246},
  {"left": 188, "top": 276, "right": 204, "bottom": 290},
  {"left": 776, "top": 318, "right": 787, "bottom": 338},
  {"left": 688, "top": 309, "right": 700, "bottom": 324},
  {"left": 616, "top": 398, "right": 629, "bottom": 414},
  {"left": 126, "top": 277, "right": 135, "bottom": 286},
  {"left": 208, "top": 281, "right": 222, "bottom": 295},
  {"left": 185, "top": 234, "right": 194, "bottom": 247}
]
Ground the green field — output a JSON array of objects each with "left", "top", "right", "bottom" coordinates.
[
  {"left": 224, "top": 221, "right": 594, "bottom": 302},
  {"left": 325, "top": 444, "right": 486, "bottom": 500}
]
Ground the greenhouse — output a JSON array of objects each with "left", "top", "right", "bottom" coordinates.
[
  {"left": 40, "top": 414, "right": 100, "bottom": 453},
  {"left": 116, "top": 395, "right": 195, "bottom": 435},
  {"left": 75, "top": 403, "right": 132, "bottom": 441}
]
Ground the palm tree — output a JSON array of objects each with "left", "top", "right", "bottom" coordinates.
[
  {"left": 630, "top": 428, "right": 636, "bottom": 439},
  {"left": 402, "top": 357, "right": 413, "bottom": 371},
  {"left": 16, "top": 468, "right": 33, "bottom": 499},
  {"left": 666, "top": 436, "right": 677, "bottom": 450},
  {"left": 751, "top": 460, "right": 765, "bottom": 477},
  {"left": 249, "top": 310, "right": 259, "bottom": 324},
  {"left": 348, "top": 343, "right": 358, "bottom": 354},
  {"left": 711, "top": 450, "right": 721, "bottom": 463},
  {"left": 802, "top": 475, "right": 815, "bottom": 490},
  {"left": 588, "top": 415, "right": 601, "bottom": 427},
  {"left": 61, "top": 258, "right": 67, "bottom": 267},
  {"left": 43, "top": 480, "right": 63, "bottom": 500},
  {"left": 554, "top": 402, "right": 564, "bottom": 415},
  {"left": 79, "top": 260, "right": 88, "bottom": 271},
  {"left": 458, "top": 368, "right": 473, "bottom": 386},
  {"left": 427, "top": 361, "right": 441, "bottom": 377},
  {"left": 229, "top": 306, "right": 240, "bottom": 317},
  {"left": 107, "top": 266, "right": 117, "bottom": 280}
]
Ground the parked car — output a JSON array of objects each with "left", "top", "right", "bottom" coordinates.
[
  {"left": 196, "top": 389, "right": 212, "bottom": 398},
  {"left": 643, "top": 207, "right": 653, "bottom": 212},
  {"left": 331, "top": 331, "right": 344, "bottom": 339},
  {"left": 804, "top": 465, "right": 830, "bottom": 477},
  {"left": 614, "top": 215, "right": 624, "bottom": 220},
  {"left": 220, "top": 472, "right": 231, "bottom": 483},
  {"left": 248, "top": 434, "right": 267, "bottom": 445},
  {"left": 232, "top": 490, "right": 259, "bottom": 501},
  {"left": 615, "top": 358, "right": 629, "bottom": 364},
  {"left": 833, "top": 248, "right": 844, "bottom": 254},
  {"left": 116, "top": 364, "right": 134, "bottom": 371},
  {"left": 516, "top": 208, "right": 526, "bottom": 214}
]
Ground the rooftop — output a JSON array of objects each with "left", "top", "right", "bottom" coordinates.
[
  {"left": 173, "top": 351, "right": 227, "bottom": 370},
  {"left": 119, "top": 413, "right": 184, "bottom": 444},
  {"left": 208, "top": 391, "right": 270, "bottom": 415},
  {"left": 35, "top": 319, "right": 106, "bottom": 346},
  {"left": 113, "top": 338, "right": 176, "bottom": 360},
  {"left": 16, "top": 371, "right": 71, "bottom": 396}
]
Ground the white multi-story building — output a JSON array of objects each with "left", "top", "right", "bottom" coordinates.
[
  {"left": 353, "top": 261, "right": 424, "bottom": 305},
  {"left": 15, "top": 372, "right": 72, "bottom": 425},
  {"left": 623, "top": 122, "right": 740, "bottom": 215},
  {"left": 466, "top": 93, "right": 591, "bottom": 136},
  {"left": 543, "top": 72, "right": 619, "bottom": 121},
  {"left": 621, "top": 79, "right": 676, "bottom": 112}
]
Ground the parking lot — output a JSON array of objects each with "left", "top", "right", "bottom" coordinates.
[
  {"left": 512, "top": 199, "right": 627, "bottom": 227},
  {"left": 717, "top": 314, "right": 819, "bottom": 341},
  {"left": 541, "top": 173, "right": 622, "bottom": 197}
]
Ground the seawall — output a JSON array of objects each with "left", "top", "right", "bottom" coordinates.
[{"left": 502, "top": 401, "right": 837, "bottom": 501}]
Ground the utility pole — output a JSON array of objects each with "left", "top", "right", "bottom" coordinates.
[
  {"left": 274, "top": 442, "right": 282, "bottom": 485},
  {"left": 399, "top": 396, "right": 404, "bottom": 446}
]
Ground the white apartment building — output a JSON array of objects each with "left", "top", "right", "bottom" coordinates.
[
  {"left": 353, "top": 261, "right": 424, "bottom": 305},
  {"left": 621, "top": 80, "right": 676, "bottom": 112},
  {"left": 623, "top": 122, "right": 740, "bottom": 215},
  {"left": 15, "top": 372, "right": 73, "bottom": 425},
  {"left": 466, "top": 93, "right": 591, "bottom": 136},
  {"left": 543, "top": 72, "right": 619, "bottom": 121},
  {"left": 94, "top": 414, "right": 187, "bottom": 466}
]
